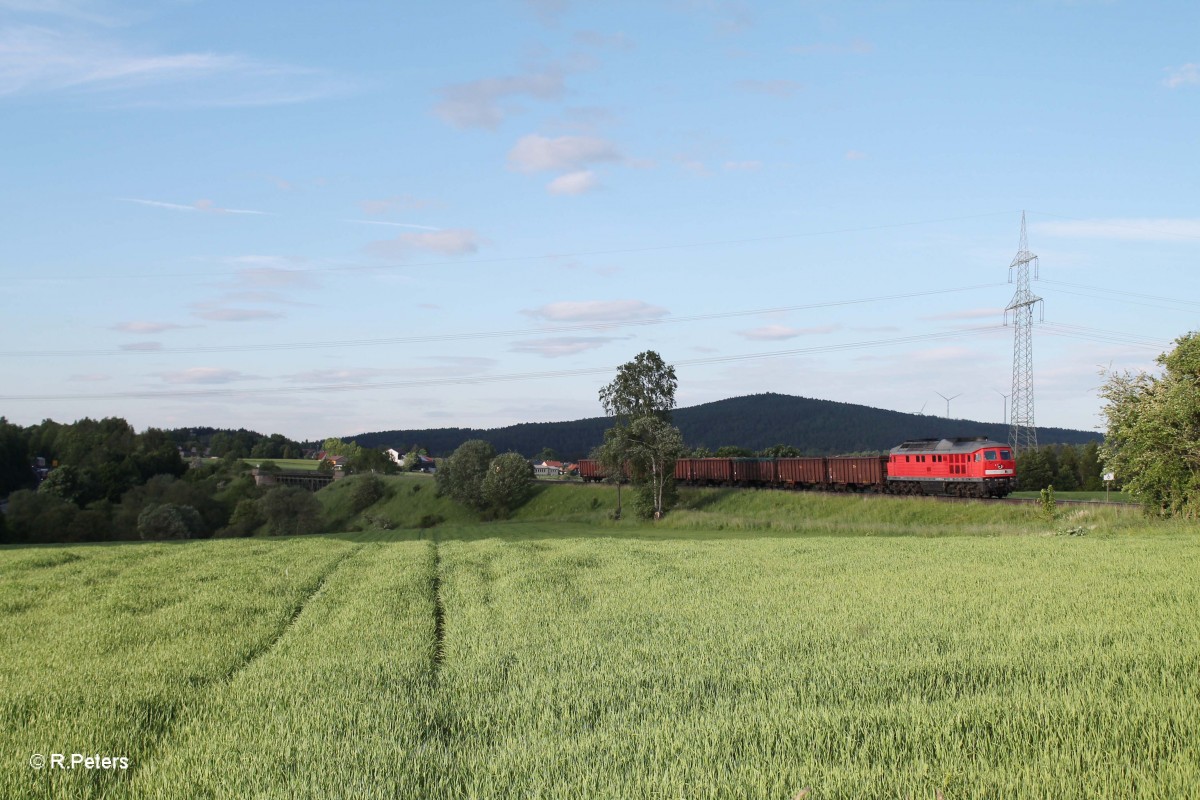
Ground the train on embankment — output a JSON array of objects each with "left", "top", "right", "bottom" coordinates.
[{"left": 579, "top": 437, "right": 1018, "bottom": 499}]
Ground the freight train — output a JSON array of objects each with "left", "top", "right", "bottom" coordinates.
[{"left": 578, "top": 437, "right": 1017, "bottom": 498}]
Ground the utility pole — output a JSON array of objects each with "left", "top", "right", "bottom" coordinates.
[
  {"left": 936, "top": 391, "right": 962, "bottom": 419},
  {"left": 1004, "top": 212, "right": 1043, "bottom": 453}
]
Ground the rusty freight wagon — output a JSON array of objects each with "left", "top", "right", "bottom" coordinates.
[
  {"left": 826, "top": 456, "right": 888, "bottom": 490},
  {"left": 731, "top": 458, "right": 777, "bottom": 485},
  {"left": 775, "top": 457, "right": 828, "bottom": 488},
  {"left": 675, "top": 458, "right": 735, "bottom": 485}
]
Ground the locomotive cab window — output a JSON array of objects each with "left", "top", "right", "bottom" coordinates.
[
  {"left": 1000, "top": 450, "right": 1012, "bottom": 460},
  {"left": 985, "top": 450, "right": 998, "bottom": 461}
]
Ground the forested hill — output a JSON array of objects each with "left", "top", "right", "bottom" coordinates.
[{"left": 350, "top": 393, "right": 1101, "bottom": 459}]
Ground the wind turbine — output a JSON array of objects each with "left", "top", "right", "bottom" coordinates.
[
  {"left": 936, "top": 391, "right": 962, "bottom": 419},
  {"left": 994, "top": 389, "right": 1011, "bottom": 426}
]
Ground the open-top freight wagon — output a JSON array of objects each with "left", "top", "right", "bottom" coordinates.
[{"left": 577, "top": 437, "right": 1016, "bottom": 498}]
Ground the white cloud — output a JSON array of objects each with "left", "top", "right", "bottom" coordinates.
[
  {"left": 283, "top": 367, "right": 396, "bottom": 384},
  {"left": 525, "top": 0, "right": 569, "bottom": 25},
  {"left": 791, "top": 39, "right": 874, "bottom": 55},
  {"left": 119, "top": 341, "right": 163, "bottom": 351},
  {"left": 68, "top": 372, "right": 111, "bottom": 382},
  {"left": 283, "top": 357, "right": 497, "bottom": 384},
  {"left": 547, "top": 169, "right": 598, "bottom": 195},
  {"left": 573, "top": 30, "right": 634, "bottom": 51},
  {"left": 507, "top": 134, "right": 622, "bottom": 172},
  {"left": 0, "top": 25, "right": 343, "bottom": 105},
  {"left": 348, "top": 220, "right": 441, "bottom": 230},
  {"left": 192, "top": 308, "right": 284, "bottom": 322},
  {"left": 123, "top": 197, "right": 269, "bottom": 215},
  {"left": 434, "top": 68, "right": 565, "bottom": 129},
  {"left": 845, "top": 150, "right": 867, "bottom": 160},
  {"left": 358, "top": 195, "right": 434, "bottom": 215},
  {"left": 1164, "top": 63, "right": 1199, "bottom": 88},
  {"left": 737, "top": 324, "right": 837, "bottom": 341},
  {"left": 233, "top": 266, "right": 315, "bottom": 288},
  {"left": 921, "top": 308, "right": 1004, "bottom": 322},
  {"left": 160, "top": 367, "right": 256, "bottom": 385},
  {"left": 111, "top": 321, "right": 184, "bottom": 334},
  {"left": 522, "top": 299, "right": 668, "bottom": 322},
  {"left": 366, "top": 228, "right": 482, "bottom": 259},
  {"left": 734, "top": 79, "right": 803, "bottom": 98},
  {"left": 1032, "top": 217, "right": 1200, "bottom": 241},
  {"left": 510, "top": 336, "right": 619, "bottom": 357}
]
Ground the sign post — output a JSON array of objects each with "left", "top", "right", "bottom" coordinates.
[{"left": 1103, "top": 472, "right": 1115, "bottom": 502}]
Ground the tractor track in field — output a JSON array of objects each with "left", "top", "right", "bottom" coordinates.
[
  {"left": 125, "top": 543, "right": 362, "bottom": 783},
  {"left": 430, "top": 539, "right": 446, "bottom": 681}
]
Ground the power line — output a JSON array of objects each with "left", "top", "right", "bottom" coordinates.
[
  {"left": 5, "top": 211, "right": 1012, "bottom": 283},
  {"left": 0, "top": 283, "right": 1006, "bottom": 358},
  {"left": 1041, "top": 278, "right": 1200, "bottom": 309},
  {"left": 0, "top": 325, "right": 1006, "bottom": 402},
  {"left": 1028, "top": 210, "right": 1200, "bottom": 241},
  {"left": 1039, "top": 322, "right": 1168, "bottom": 351}
]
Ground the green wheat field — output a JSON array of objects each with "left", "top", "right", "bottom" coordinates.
[{"left": 2, "top": 485, "right": 1198, "bottom": 799}]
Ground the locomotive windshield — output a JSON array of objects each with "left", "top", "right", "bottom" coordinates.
[
  {"left": 1000, "top": 450, "right": 1012, "bottom": 460},
  {"left": 985, "top": 450, "right": 998, "bottom": 460}
]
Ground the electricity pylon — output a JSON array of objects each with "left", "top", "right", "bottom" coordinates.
[{"left": 1004, "top": 212, "right": 1043, "bottom": 452}]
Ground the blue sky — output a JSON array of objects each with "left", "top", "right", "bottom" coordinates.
[{"left": 2, "top": 0, "right": 1197, "bottom": 442}]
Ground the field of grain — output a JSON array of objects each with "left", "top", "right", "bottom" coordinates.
[{"left": 2, "top": 517, "right": 1198, "bottom": 798}]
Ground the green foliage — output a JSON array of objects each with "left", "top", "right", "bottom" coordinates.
[
  {"left": 225, "top": 498, "right": 265, "bottom": 537},
  {"left": 714, "top": 445, "right": 754, "bottom": 457},
  {"left": 4, "top": 489, "right": 78, "bottom": 543},
  {"left": 350, "top": 474, "right": 387, "bottom": 512},
  {"left": 256, "top": 460, "right": 281, "bottom": 474},
  {"left": 348, "top": 447, "right": 396, "bottom": 475},
  {"left": 481, "top": 452, "right": 535, "bottom": 515},
  {"left": 758, "top": 443, "right": 803, "bottom": 457},
  {"left": 37, "top": 464, "right": 93, "bottom": 505},
  {"left": 603, "top": 415, "right": 684, "bottom": 519},
  {"left": 598, "top": 350, "right": 678, "bottom": 422},
  {"left": 435, "top": 439, "right": 497, "bottom": 510},
  {"left": 137, "top": 503, "right": 205, "bottom": 540},
  {"left": 1039, "top": 485, "right": 1058, "bottom": 522},
  {"left": 1100, "top": 331, "right": 1200, "bottom": 517},
  {"left": 0, "top": 417, "right": 34, "bottom": 496},
  {"left": 259, "top": 486, "right": 323, "bottom": 536}
]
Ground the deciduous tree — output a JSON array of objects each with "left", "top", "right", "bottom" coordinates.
[
  {"left": 598, "top": 352, "right": 685, "bottom": 520},
  {"left": 1100, "top": 331, "right": 1200, "bottom": 517},
  {"left": 482, "top": 452, "right": 535, "bottom": 515},
  {"left": 435, "top": 439, "right": 496, "bottom": 510},
  {"left": 598, "top": 350, "right": 677, "bottom": 423}
]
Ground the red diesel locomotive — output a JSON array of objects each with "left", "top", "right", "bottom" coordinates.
[
  {"left": 578, "top": 437, "right": 1017, "bottom": 498},
  {"left": 886, "top": 438, "right": 1016, "bottom": 497}
]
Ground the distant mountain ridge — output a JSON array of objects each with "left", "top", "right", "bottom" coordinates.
[{"left": 349, "top": 392, "right": 1100, "bottom": 459}]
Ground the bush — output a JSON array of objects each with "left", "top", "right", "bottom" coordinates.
[
  {"left": 223, "top": 498, "right": 265, "bottom": 537},
  {"left": 5, "top": 489, "right": 79, "bottom": 543},
  {"left": 435, "top": 439, "right": 496, "bottom": 510},
  {"left": 417, "top": 514, "right": 444, "bottom": 529},
  {"left": 350, "top": 474, "right": 386, "bottom": 512},
  {"left": 259, "top": 486, "right": 322, "bottom": 536},
  {"left": 137, "top": 503, "right": 204, "bottom": 540},
  {"left": 482, "top": 452, "right": 535, "bottom": 516}
]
